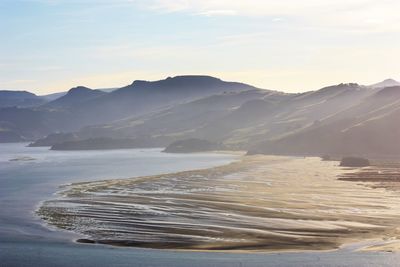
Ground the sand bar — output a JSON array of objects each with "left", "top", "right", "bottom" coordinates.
[{"left": 38, "top": 155, "right": 400, "bottom": 252}]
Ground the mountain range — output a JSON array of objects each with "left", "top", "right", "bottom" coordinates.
[{"left": 1, "top": 75, "right": 400, "bottom": 157}]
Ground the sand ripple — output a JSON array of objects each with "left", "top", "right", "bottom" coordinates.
[{"left": 38, "top": 156, "right": 400, "bottom": 251}]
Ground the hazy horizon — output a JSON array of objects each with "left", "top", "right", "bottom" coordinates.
[
  {"left": 1, "top": 0, "right": 400, "bottom": 94},
  {"left": 2, "top": 74, "right": 400, "bottom": 96}
]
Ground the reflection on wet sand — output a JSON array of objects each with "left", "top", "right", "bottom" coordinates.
[{"left": 38, "top": 156, "right": 400, "bottom": 252}]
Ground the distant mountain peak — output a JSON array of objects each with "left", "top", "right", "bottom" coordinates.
[
  {"left": 370, "top": 78, "right": 400, "bottom": 88},
  {"left": 171, "top": 75, "right": 222, "bottom": 80},
  {"left": 45, "top": 86, "right": 106, "bottom": 108},
  {"left": 384, "top": 78, "right": 397, "bottom": 82},
  {"left": 130, "top": 80, "right": 148, "bottom": 86},
  {"left": 68, "top": 86, "right": 93, "bottom": 93},
  {"left": 0, "top": 90, "right": 44, "bottom": 108},
  {"left": 117, "top": 75, "right": 257, "bottom": 95},
  {"left": 130, "top": 75, "right": 223, "bottom": 86},
  {"left": 0, "top": 90, "right": 38, "bottom": 97},
  {"left": 310, "top": 83, "right": 363, "bottom": 96}
]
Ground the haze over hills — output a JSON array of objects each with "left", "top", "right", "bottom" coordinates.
[
  {"left": 78, "top": 82, "right": 380, "bottom": 152},
  {"left": 71, "top": 75, "right": 258, "bottom": 125},
  {"left": 0, "top": 90, "right": 46, "bottom": 108},
  {"left": 1, "top": 75, "right": 400, "bottom": 157},
  {"left": 0, "top": 75, "right": 260, "bottom": 141},
  {"left": 40, "top": 87, "right": 117, "bottom": 102},
  {"left": 44, "top": 86, "right": 108, "bottom": 109},
  {"left": 249, "top": 85, "right": 400, "bottom": 156},
  {"left": 369, "top": 78, "right": 400, "bottom": 88},
  {"left": 0, "top": 87, "right": 119, "bottom": 107}
]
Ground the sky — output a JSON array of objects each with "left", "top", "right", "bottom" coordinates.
[{"left": 1, "top": 0, "right": 400, "bottom": 94}]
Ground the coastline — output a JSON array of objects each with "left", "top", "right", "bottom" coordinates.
[{"left": 38, "top": 155, "right": 400, "bottom": 253}]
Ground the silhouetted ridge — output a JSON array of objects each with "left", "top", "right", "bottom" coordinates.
[
  {"left": 116, "top": 75, "right": 248, "bottom": 95},
  {"left": 0, "top": 90, "right": 37, "bottom": 97},
  {"left": 0, "top": 90, "right": 45, "bottom": 108},
  {"left": 309, "top": 83, "right": 362, "bottom": 96},
  {"left": 45, "top": 86, "right": 106, "bottom": 108},
  {"left": 67, "top": 86, "right": 92, "bottom": 93}
]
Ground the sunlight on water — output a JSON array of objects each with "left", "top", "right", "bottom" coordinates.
[{"left": 39, "top": 156, "right": 400, "bottom": 252}]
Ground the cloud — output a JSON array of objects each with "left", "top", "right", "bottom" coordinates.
[
  {"left": 145, "top": 0, "right": 392, "bottom": 16},
  {"left": 26, "top": 0, "right": 400, "bottom": 32},
  {"left": 197, "top": 10, "right": 237, "bottom": 16},
  {"left": 144, "top": 0, "right": 400, "bottom": 32}
]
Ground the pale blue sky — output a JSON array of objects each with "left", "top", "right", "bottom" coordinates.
[{"left": 1, "top": 0, "right": 399, "bottom": 94}]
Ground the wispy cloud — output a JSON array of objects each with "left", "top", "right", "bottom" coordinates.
[
  {"left": 197, "top": 10, "right": 237, "bottom": 16},
  {"left": 24, "top": 0, "right": 400, "bottom": 32},
  {"left": 144, "top": 0, "right": 400, "bottom": 32}
]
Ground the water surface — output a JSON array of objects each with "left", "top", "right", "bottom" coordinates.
[{"left": 0, "top": 143, "right": 237, "bottom": 242}]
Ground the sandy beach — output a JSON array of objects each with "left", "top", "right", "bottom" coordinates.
[{"left": 38, "top": 155, "right": 400, "bottom": 252}]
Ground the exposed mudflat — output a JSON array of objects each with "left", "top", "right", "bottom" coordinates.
[
  {"left": 38, "top": 156, "right": 400, "bottom": 252},
  {"left": 339, "top": 161, "right": 400, "bottom": 252}
]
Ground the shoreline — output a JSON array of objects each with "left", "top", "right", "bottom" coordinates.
[
  {"left": 38, "top": 155, "right": 400, "bottom": 253},
  {"left": 33, "top": 152, "right": 243, "bottom": 243}
]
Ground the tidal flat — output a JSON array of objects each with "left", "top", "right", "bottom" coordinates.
[{"left": 38, "top": 155, "right": 400, "bottom": 252}]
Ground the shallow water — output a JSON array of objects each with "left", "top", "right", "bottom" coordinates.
[
  {"left": 1, "top": 143, "right": 400, "bottom": 266},
  {"left": 0, "top": 143, "right": 237, "bottom": 243}
]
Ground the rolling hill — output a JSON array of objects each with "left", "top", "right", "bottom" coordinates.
[
  {"left": 0, "top": 90, "right": 46, "bottom": 108},
  {"left": 0, "top": 76, "right": 264, "bottom": 142},
  {"left": 3, "top": 76, "right": 400, "bottom": 157}
]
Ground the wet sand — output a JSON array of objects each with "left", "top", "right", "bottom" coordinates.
[
  {"left": 339, "top": 161, "right": 400, "bottom": 252},
  {"left": 38, "top": 155, "right": 400, "bottom": 252}
]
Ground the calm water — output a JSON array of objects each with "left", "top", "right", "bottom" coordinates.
[{"left": 0, "top": 143, "right": 398, "bottom": 267}]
